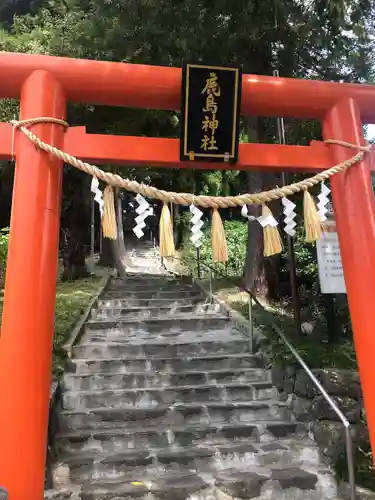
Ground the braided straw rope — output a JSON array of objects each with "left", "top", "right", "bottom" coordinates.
[{"left": 11, "top": 118, "right": 371, "bottom": 209}]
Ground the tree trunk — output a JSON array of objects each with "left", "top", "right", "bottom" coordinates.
[
  {"left": 243, "top": 117, "right": 267, "bottom": 294},
  {"left": 262, "top": 172, "right": 282, "bottom": 301},
  {"left": 243, "top": 172, "right": 266, "bottom": 293},
  {"left": 60, "top": 173, "right": 90, "bottom": 281},
  {"left": 61, "top": 221, "right": 89, "bottom": 281},
  {"left": 98, "top": 238, "right": 114, "bottom": 267},
  {"left": 242, "top": 118, "right": 282, "bottom": 300}
]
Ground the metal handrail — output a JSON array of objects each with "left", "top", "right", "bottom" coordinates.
[{"left": 163, "top": 253, "right": 356, "bottom": 500}]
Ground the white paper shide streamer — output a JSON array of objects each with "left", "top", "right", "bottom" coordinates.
[
  {"left": 91, "top": 177, "right": 104, "bottom": 217},
  {"left": 282, "top": 197, "right": 297, "bottom": 236},
  {"left": 242, "top": 204, "right": 278, "bottom": 228},
  {"left": 317, "top": 182, "right": 331, "bottom": 222},
  {"left": 190, "top": 205, "right": 204, "bottom": 248},
  {"left": 257, "top": 208, "right": 278, "bottom": 228},
  {"left": 241, "top": 204, "right": 256, "bottom": 222},
  {"left": 133, "top": 194, "right": 153, "bottom": 239}
]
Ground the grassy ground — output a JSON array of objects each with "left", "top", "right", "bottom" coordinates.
[
  {"left": 204, "top": 277, "right": 357, "bottom": 371},
  {"left": 0, "top": 272, "right": 106, "bottom": 376}
]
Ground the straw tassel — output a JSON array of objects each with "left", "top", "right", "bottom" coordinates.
[
  {"left": 159, "top": 203, "right": 175, "bottom": 257},
  {"left": 102, "top": 185, "right": 117, "bottom": 240},
  {"left": 211, "top": 208, "right": 228, "bottom": 263},
  {"left": 303, "top": 190, "right": 322, "bottom": 243},
  {"left": 262, "top": 205, "right": 283, "bottom": 257}
]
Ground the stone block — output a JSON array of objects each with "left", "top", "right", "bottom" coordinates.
[
  {"left": 312, "top": 420, "right": 369, "bottom": 460},
  {"left": 216, "top": 471, "right": 268, "bottom": 499},
  {"left": 312, "top": 395, "right": 361, "bottom": 423},
  {"left": 292, "top": 395, "right": 313, "bottom": 422},
  {"left": 271, "top": 467, "right": 318, "bottom": 490},
  {"left": 295, "top": 369, "right": 362, "bottom": 400},
  {"left": 271, "top": 365, "right": 296, "bottom": 394}
]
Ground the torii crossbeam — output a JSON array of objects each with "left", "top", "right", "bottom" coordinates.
[{"left": 0, "top": 52, "right": 375, "bottom": 500}]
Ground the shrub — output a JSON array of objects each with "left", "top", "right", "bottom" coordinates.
[{"left": 0, "top": 228, "right": 9, "bottom": 288}]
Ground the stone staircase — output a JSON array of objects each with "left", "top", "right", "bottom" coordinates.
[
  {"left": 49, "top": 274, "right": 342, "bottom": 500},
  {"left": 123, "top": 241, "right": 166, "bottom": 275}
]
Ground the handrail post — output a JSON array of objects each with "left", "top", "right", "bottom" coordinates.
[
  {"left": 209, "top": 269, "right": 213, "bottom": 303},
  {"left": 248, "top": 295, "right": 254, "bottom": 353},
  {"left": 196, "top": 247, "right": 201, "bottom": 279},
  {"left": 344, "top": 425, "right": 356, "bottom": 500}
]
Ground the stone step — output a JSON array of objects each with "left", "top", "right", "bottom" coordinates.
[
  {"left": 72, "top": 338, "right": 250, "bottom": 360},
  {"left": 56, "top": 421, "right": 306, "bottom": 455},
  {"left": 98, "top": 296, "right": 205, "bottom": 308},
  {"left": 127, "top": 255, "right": 161, "bottom": 261},
  {"left": 66, "top": 353, "right": 263, "bottom": 375},
  {"left": 125, "top": 268, "right": 166, "bottom": 275},
  {"left": 50, "top": 465, "right": 328, "bottom": 500},
  {"left": 59, "top": 401, "right": 290, "bottom": 431},
  {"left": 62, "top": 367, "right": 271, "bottom": 392},
  {"left": 101, "top": 289, "right": 202, "bottom": 300},
  {"left": 109, "top": 276, "right": 190, "bottom": 283},
  {"left": 61, "top": 381, "right": 278, "bottom": 411},
  {"left": 112, "top": 276, "right": 184, "bottom": 284},
  {"left": 103, "top": 284, "right": 197, "bottom": 298},
  {"left": 85, "top": 315, "right": 232, "bottom": 333},
  {"left": 105, "top": 280, "right": 196, "bottom": 291},
  {"left": 54, "top": 440, "right": 323, "bottom": 488},
  {"left": 90, "top": 303, "right": 222, "bottom": 321}
]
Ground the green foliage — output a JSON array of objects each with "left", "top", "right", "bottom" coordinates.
[
  {"left": 183, "top": 219, "right": 247, "bottom": 277},
  {"left": 0, "top": 228, "right": 9, "bottom": 288},
  {"left": 52, "top": 275, "right": 104, "bottom": 375},
  {"left": 336, "top": 442, "right": 374, "bottom": 491},
  {"left": 281, "top": 227, "right": 318, "bottom": 288},
  {"left": 0, "top": 271, "right": 105, "bottom": 375}
]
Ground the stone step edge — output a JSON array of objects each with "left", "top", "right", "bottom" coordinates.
[
  {"left": 70, "top": 352, "right": 262, "bottom": 363},
  {"left": 92, "top": 303, "right": 217, "bottom": 311},
  {"left": 60, "top": 399, "right": 285, "bottom": 416},
  {"left": 106, "top": 285, "right": 195, "bottom": 292},
  {"left": 101, "top": 289, "right": 202, "bottom": 295},
  {"left": 57, "top": 420, "right": 303, "bottom": 440},
  {"left": 63, "top": 467, "right": 322, "bottom": 495},
  {"left": 62, "top": 380, "right": 274, "bottom": 396},
  {"left": 98, "top": 297, "right": 204, "bottom": 303},
  {"left": 56, "top": 437, "right": 319, "bottom": 465},
  {"left": 74, "top": 337, "right": 249, "bottom": 349},
  {"left": 108, "top": 284, "right": 191, "bottom": 289},
  {"left": 63, "top": 367, "right": 270, "bottom": 379},
  {"left": 85, "top": 315, "right": 231, "bottom": 326},
  {"left": 46, "top": 468, "right": 324, "bottom": 500},
  {"left": 93, "top": 297, "right": 210, "bottom": 308}
]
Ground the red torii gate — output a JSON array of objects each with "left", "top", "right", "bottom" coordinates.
[{"left": 0, "top": 51, "right": 375, "bottom": 499}]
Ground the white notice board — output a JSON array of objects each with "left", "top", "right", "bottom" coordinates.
[{"left": 316, "top": 222, "right": 346, "bottom": 294}]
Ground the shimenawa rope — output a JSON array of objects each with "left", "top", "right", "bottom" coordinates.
[{"left": 10, "top": 118, "right": 371, "bottom": 209}]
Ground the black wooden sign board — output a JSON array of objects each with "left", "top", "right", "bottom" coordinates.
[{"left": 180, "top": 63, "right": 242, "bottom": 164}]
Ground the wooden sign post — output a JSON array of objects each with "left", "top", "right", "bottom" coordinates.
[{"left": 316, "top": 219, "right": 346, "bottom": 294}]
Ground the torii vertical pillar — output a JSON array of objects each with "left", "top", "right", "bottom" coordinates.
[
  {"left": 323, "top": 98, "right": 375, "bottom": 458},
  {"left": 0, "top": 71, "right": 66, "bottom": 500}
]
